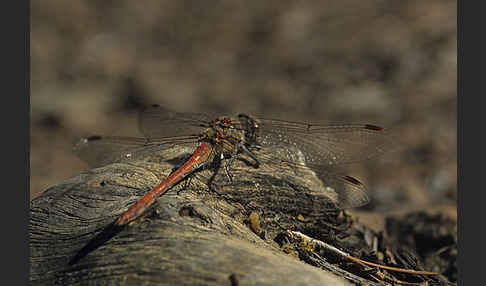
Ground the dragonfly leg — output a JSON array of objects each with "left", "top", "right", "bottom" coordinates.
[
  {"left": 205, "top": 159, "right": 225, "bottom": 196},
  {"left": 224, "top": 155, "right": 235, "bottom": 183},
  {"left": 221, "top": 143, "right": 260, "bottom": 183},
  {"left": 221, "top": 141, "right": 243, "bottom": 183},
  {"left": 241, "top": 144, "right": 260, "bottom": 168}
]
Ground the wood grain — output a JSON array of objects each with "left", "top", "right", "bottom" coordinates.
[{"left": 30, "top": 145, "right": 353, "bottom": 285}]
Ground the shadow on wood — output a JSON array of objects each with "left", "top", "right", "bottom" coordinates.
[{"left": 68, "top": 221, "right": 123, "bottom": 266}]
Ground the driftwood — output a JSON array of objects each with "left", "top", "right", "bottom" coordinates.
[{"left": 30, "top": 144, "right": 370, "bottom": 286}]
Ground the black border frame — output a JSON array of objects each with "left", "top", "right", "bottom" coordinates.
[
  {"left": 5, "top": 0, "right": 30, "bottom": 284},
  {"left": 458, "top": 0, "right": 477, "bottom": 285}
]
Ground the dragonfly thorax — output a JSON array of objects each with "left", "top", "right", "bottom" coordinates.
[{"left": 197, "top": 115, "right": 262, "bottom": 161}]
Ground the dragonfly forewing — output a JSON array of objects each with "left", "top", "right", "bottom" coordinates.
[
  {"left": 138, "top": 104, "right": 217, "bottom": 138},
  {"left": 257, "top": 119, "right": 392, "bottom": 166},
  {"left": 74, "top": 135, "right": 201, "bottom": 167}
]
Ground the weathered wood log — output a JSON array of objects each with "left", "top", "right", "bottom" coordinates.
[{"left": 30, "top": 145, "right": 358, "bottom": 285}]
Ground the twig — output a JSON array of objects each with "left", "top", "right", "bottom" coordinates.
[{"left": 287, "top": 230, "right": 439, "bottom": 276}]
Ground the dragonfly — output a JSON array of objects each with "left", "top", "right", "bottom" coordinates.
[{"left": 74, "top": 104, "right": 390, "bottom": 226}]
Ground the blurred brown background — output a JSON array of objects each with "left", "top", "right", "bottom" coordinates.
[{"left": 30, "top": 1, "right": 456, "bottom": 225}]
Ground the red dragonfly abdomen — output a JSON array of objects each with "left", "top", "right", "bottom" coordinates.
[{"left": 115, "top": 142, "right": 213, "bottom": 226}]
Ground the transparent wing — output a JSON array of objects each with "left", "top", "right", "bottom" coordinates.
[
  {"left": 257, "top": 118, "right": 392, "bottom": 166},
  {"left": 138, "top": 104, "right": 215, "bottom": 138},
  {"left": 250, "top": 118, "right": 391, "bottom": 208},
  {"left": 246, "top": 145, "right": 370, "bottom": 209},
  {"left": 73, "top": 135, "right": 200, "bottom": 167},
  {"left": 312, "top": 170, "right": 369, "bottom": 209}
]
